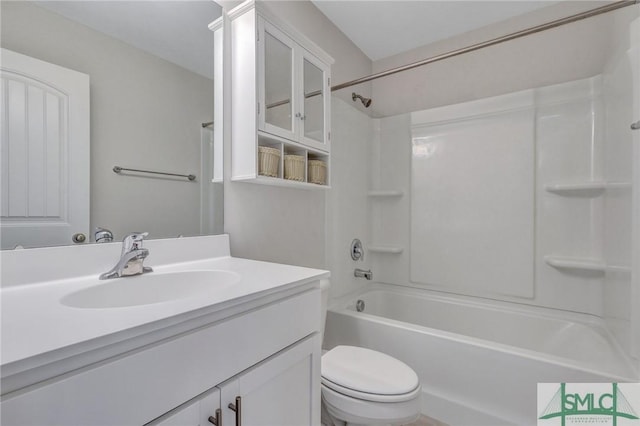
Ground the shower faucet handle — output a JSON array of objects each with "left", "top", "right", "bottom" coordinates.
[{"left": 351, "top": 239, "right": 364, "bottom": 261}]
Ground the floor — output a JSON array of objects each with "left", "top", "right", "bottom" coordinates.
[{"left": 404, "top": 415, "right": 449, "bottom": 426}]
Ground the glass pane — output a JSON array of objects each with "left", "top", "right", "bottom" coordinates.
[
  {"left": 265, "top": 31, "right": 292, "bottom": 131},
  {"left": 303, "top": 59, "right": 323, "bottom": 142}
]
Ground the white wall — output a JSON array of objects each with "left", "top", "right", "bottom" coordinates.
[
  {"left": 1, "top": 2, "right": 214, "bottom": 241},
  {"left": 370, "top": 2, "right": 614, "bottom": 117},
  {"left": 223, "top": 0, "right": 373, "bottom": 283}
]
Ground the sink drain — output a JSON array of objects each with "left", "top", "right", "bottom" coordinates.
[{"left": 356, "top": 299, "right": 365, "bottom": 312}]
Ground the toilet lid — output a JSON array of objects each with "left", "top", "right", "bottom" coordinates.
[{"left": 321, "top": 346, "right": 419, "bottom": 397}]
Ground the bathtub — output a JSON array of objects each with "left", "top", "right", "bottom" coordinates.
[{"left": 323, "top": 283, "right": 638, "bottom": 426}]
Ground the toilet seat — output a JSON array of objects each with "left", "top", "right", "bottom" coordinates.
[
  {"left": 321, "top": 345, "right": 420, "bottom": 402},
  {"left": 322, "top": 376, "right": 421, "bottom": 403}
]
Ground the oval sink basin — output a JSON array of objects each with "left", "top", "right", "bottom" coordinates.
[{"left": 61, "top": 270, "right": 241, "bottom": 309}]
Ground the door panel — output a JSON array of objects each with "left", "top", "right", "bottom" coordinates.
[
  {"left": 149, "top": 389, "right": 220, "bottom": 426},
  {"left": 219, "top": 336, "right": 320, "bottom": 426},
  {"left": 0, "top": 48, "right": 89, "bottom": 249}
]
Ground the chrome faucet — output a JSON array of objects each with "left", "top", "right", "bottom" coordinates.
[
  {"left": 100, "top": 232, "right": 153, "bottom": 280},
  {"left": 354, "top": 268, "right": 373, "bottom": 280}
]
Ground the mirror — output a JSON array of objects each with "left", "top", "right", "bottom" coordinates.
[
  {"left": 264, "top": 29, "right": 293, "bottom": 132},
  {"left": 303, "top": 58, "right": 324, "bottom": 142},
  {"left": 0, "top": 1, "right": 224, "bottom": 249}
]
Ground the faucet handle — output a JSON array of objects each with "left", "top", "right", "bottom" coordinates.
[
  {"left": 122, "top": 232, "right": 149, "bottom": 253},
  {"left": 94, "top": 227, "right": 113, "bottom": 243}
]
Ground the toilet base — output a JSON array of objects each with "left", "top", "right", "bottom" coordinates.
[{"left": 321, "top": 389, "right": 421, "bottom": 426}]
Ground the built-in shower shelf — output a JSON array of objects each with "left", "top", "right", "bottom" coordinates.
[
  {"left": 545, "top": 181, "right": 631, "bottom": 196},
  {"left": 367, "top": 190, "right": 404, "bottom": 197},
  {"left": 369, "top": 245, "right": 404, "bottom": 254},
  {"left": 544, "top": 256, "right": 631, "bottom": 274}
]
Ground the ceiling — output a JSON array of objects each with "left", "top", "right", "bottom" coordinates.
[
  {"left": 35, "top": 1, "right": 222, "bottom": 79},
  {"left": 311, "top": 1, "right": 561, "bottom": 61},
  {"left": 34, "top": 1, "right": 563, "bottom": 76}
]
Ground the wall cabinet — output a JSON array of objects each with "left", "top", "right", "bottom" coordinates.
[
  {"left": 1, "top": 288, "right": 321, "bottom": 426},
  {"left": 258, "top": 18, "right": 330, "bottom": 152},
  {"left": 221, "top": 1, "right": 334, "bottom": 188}
]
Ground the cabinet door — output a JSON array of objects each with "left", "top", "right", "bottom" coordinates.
[
  {"left": 219, "top": 336, "right": 320, "bottom": 426},
  {"left": 258, "top": 18, "right": 297, "bottom": 141},
  {"left": 298, "top": 50, "right": 330, "bottom": 152},
  {"left": 147, "top": 389, "right": 221, "bottom": 426}
]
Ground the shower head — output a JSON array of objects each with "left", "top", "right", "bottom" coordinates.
[{"left": 352, "top": 92, "right": 372, "bottom": 108}]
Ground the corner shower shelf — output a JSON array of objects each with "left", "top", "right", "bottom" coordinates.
[
  {"left": 544, "top": 256, "right": 631, "bottom": 274},
  {"left": 367, "top": 190, "right": 404, "bottom": 197},
  {"left": 368, "top": 245, "right": 404, "bottom": 254},
  {"left": 545, "top": 181, "right": 631, "bottom": 196}
]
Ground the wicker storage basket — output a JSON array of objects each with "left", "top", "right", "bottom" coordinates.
[
  {"left": 284, "top": 155, "right": 305, "bottom": 181},
  {"left": 258, "top": 146, "right": 280, "bottom": 177},
  {"left": 307, "top": 160, "right": 327, "bottom": 185}
]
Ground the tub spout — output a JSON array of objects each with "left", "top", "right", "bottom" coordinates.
[{"left": 354, "top": 268, "right": 373, "bottom": 280}]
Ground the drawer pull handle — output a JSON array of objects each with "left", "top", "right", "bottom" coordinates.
[
  {"left": 208, "top": 408, "right": 222, "bottom": 425},
  {"left": 631, "top": 121, "right": 640, "bottom": 130},
  {"left": 228, "top": 396, "right": 242, "bottom": 426}
]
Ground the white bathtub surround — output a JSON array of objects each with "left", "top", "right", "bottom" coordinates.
[
  {"left": 325, "top": 97, "right": 373, "bottom": 300},
  {"left": 1, "top": 235, "right": 329, "bottom": 424},
  {"left": 602, "top": 13, "right": 640, "bottom": 374},
  {"left": 324, "top": 284, "right": 638, "bottom": 425},
  {"left": 629, "top": 16, "right": 640, "bottom": 373},
  {"left": 369, "top": 73, "right": 639, "bottom": 344},
  {"left": 411, "top": 90, "right": 536, "bottom": 299},
  {"left": 408, "top": 77, "right": 612, "bottom": 311}
]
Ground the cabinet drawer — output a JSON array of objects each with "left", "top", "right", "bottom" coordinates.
[{"left": 1, "top": 288, "right": 320, "bottom": 426}]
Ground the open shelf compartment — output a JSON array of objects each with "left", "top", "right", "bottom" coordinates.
[{"left": 250, "top": 131, "right": 330, "bottom": 188}]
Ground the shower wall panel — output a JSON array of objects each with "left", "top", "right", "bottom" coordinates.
[
  {"left": 410, "top": 94, "right": 535, "bottom": 298},
  {"left": 370, "top": 77, "right": 609, "bottom": 316},
  {"left": 602, "top": 12, "right": 639, "bottom": 365}
]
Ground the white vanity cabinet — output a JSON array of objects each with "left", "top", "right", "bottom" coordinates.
[
  {"left": 221, "top": 1, "right": 333, "bottom": 188},
  {"left": 149, "top": 336, "right": 317, "bottom": 426},
  {"left": 150, "top": 389, "right": 220, "bottom": 426},
  {"left": 1, "top": 288, "right": 321, "bottom": 426}
]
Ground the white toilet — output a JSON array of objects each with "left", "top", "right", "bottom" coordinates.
[{"left": 319, "top": 280, "right": 422, "bottom": 426}]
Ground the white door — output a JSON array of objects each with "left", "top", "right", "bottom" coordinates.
[
  {"left": 1, "top": 48, "right": 90, "bottom": 249},
  {"left": 218, "top": 336, "right": 320, "bottom": 426}
]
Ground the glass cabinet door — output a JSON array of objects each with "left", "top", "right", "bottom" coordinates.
[
  {"left": 302, "top": 58, "right": 324, "bottom": 142},
  {"left": 299, "top": 51, "right": 330, "bottom": 151},
  {"left": 261, "top": 21, "right": 296, "bottom": 140},
  {"left": 258, "top": 18, "right": 331, "bottom": 153}
]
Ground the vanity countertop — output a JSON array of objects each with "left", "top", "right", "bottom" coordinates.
[{"left": 0, "top": 235, "right": 329, "bottom": 393}]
